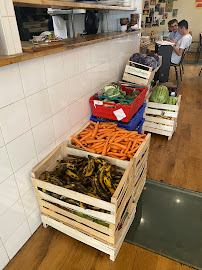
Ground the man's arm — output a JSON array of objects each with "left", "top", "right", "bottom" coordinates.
[{"left": 173, "top": 44, "right": 184, "bottom": 56}]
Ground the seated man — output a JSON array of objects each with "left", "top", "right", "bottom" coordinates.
[
  {"left": 171, "top": 20, "right": 192, "bottom": 64},
  {"left": 167, "top": 19, "right": 182, "bottom": 42}
]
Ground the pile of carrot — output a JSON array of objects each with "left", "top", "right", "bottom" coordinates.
[{"left": 71, "top": 121, "right": 146, "bottom": 161}]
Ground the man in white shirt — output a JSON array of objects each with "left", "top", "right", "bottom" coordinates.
[
  {"left": 171, "top": 20, "right": 192, "bottom": 64},
  {"left": 167, "top": 19, "right": 182, "bottom": 42}
]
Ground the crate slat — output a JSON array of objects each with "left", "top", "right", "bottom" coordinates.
[
  {"left": 41, "top": 215, "right": 115, "bottom": 256},
  {"left": 144, "top": 115, "right": 175, "bottom": 125},
  {"left": 42, "top": 209, "right": 115, "bottom": 244},
  {"left": 32, "top": 178, "right": 115, "bottom": 213},
  {"left": 38, "top": 198, "right": 113, "bottom": 236},
  {"left": 34, "top": 189, "right": 115, "bottom": 223},
  {"left": 143, "top": 121, "right": 174, "bottom": 132},
  {"left": 145, "top": 108, "right": 178, "bottom": 118},
  {"left": 142, "top": 126, "right": 173, "bottom": 137}
]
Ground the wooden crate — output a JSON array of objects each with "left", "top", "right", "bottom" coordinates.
[
  {"left": 31, "top": 134, "right": 151, "bottom": 261},
  {"left": 122, "top": 56, "right": 162, "bottom": 86},
  {"left": 142, "top": 94, "right": 181, "bottom": 140}
]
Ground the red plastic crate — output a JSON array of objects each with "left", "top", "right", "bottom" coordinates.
[{"left": 89, "top": 85, "right": 148, "bottom": 122}]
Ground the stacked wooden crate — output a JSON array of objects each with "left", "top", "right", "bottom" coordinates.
[
  {"left": 142, "top": 93, "right": 181, "bottom": 140},
  {"left": 31, "top": 133, "right": 151, "bottom": 261}
]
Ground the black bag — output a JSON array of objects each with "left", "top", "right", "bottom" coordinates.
[{"left": 85, "top": 10, "right": 99, "bottom": 35}]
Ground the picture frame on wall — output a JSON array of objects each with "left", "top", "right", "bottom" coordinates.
[
  {"left": 162, "top": 13, "right": 168, "bottom": 19},
  {"left": 159, "top": 0, "right": 165, "bottom": 2},
  {"left": 149, "top": 8, "right": 155, "bottom": 16},
  {"left": 152, "top": 15, "right": 160, "bottom": 26},
  {"left": 172, "top": 9, "right": 178, "bottom": 17},
  {"left": 144, "top": 1, "right": 150, "bottom": 9},
  {"left": 159, "top": 7, "right": 164, "bottom": 15},
  {"left": 160, "top": 19, "right": 166, "bottom": 25},
  {"left": 143, "top": 9, "right": 150, "bottom": 15},
  {"left": 155, "top": 3, "right": 160, "bottom": 11},
  {"left": 146, "top": 17, "right": 152, "bottom": 23},
  {"left": 165, "top": 0, "right": 174, "bottom": 12},
  {"left": 150, "top": 0, "right": 156, "bottom": 5}
]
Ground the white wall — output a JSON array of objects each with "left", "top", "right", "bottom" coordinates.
[
  {"left": 0, "top": 33, "right": 140, "bottom": 269},
  {"left": 71, "top": 0, "right": 142, "bottom": 36},
  {"left": 142, "top": 0, "right": 201, "bottom": 44}
]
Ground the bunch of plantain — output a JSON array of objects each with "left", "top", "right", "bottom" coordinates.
[{"left": 39, "top": 155, "right": 123, "bottom": 208}]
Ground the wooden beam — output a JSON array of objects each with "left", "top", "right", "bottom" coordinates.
[{"left": 13, "top": 0, "right": 137, "bottom": 10}]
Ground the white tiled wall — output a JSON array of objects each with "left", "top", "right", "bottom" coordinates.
[
  {"left": 0, "top": 34, "right": 140, "bottom": 269},
  {"left": 0, "top": 0, "right": 22, "bottom": 55}
]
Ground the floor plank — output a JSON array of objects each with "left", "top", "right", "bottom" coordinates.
[{"left": 131, "top": 247, "right": 158, "bottom": 270}]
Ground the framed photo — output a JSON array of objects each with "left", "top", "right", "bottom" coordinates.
[
  {"left": 143, "top": 9, "right": 150, "bottom": 15},
  {"left": 150, "top": 0, "right": 156, "bottom": 4},
  {"left": 172, "top": 9, "right": 178, "bottom": 17},
  {"left": 155, "top": 3, "right": 160, "bottom": 11},
  {"left": 144, "top": 1, "right": 150, "bottom": 9},
  {"left": 160, "top": 19, "right": 166, "bottom": 25},
  {"left": 165, "top": 0, "right": 173, "bottom": 12},
  {"left": 146, "top": 17, "right": 152, "bottom": 23},
  {"left": 159, "top": 0, "right": 165, "bottom": 2},
  {"left": 159, "top": 7, "right": 164, "bottom": 15},
  {"left": 152, "top": 15, "right": 160, "bottom": 26},
  {"left": 149, "top": 8, "right": 155, "bottom": 16},
  {"left": 162, "top": 13, "right": 168, "bottom": 19}
]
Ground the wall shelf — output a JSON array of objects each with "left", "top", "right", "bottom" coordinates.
[{"left": 13, "top": 0, "right": 137, "bottom": 11}]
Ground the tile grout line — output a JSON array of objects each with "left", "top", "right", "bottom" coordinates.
[{"left": 11, "top": 63, "right": 35, "bottom": 235}]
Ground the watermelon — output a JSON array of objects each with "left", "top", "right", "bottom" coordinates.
[
  {"left": 166, "top": 96, "right": 177, "bottom": 105},
  {"left": 149, "top": 85, "right": 169, "bottom": 104}
]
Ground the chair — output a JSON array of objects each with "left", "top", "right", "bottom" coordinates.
[
  {"left": 195, "top": 33, "right": 202, "bottom": 60},
  {"left": 170, "top": 49, "right": 187, "bottom": 84}
]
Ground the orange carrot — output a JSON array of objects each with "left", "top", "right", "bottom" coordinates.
[
  {"left": 91, "top": 142, "right": 105, "bottom": 149},
  {"left": 124, "top": 140, "right": 132, "bottom": 153},
  {"left": 128, "top": 146, "right": 140, "bottom": 154},
  {"left": 107, "top": 152, "right": 127, "bottom": 157},
  {"left": 127, "top": 154, "right": 133, "bottom": 159},
  {"left": 89, "top": 120, "right": 96, "bottom": 125},
  {"left": 131, "top": 139, "right": 137, "bottom": 150},
  {"left": 80, "top": 132, "right": 92, "bottom": 142},
  {"left": 111, "top": 142, "right": 126, "bottom": 149},
  {"left": 101, "top": 138, "right": 110, "bottom": 156},
  {"left": 92, "top": 122, "right": 99, "bottom": 138},
  {"left": 114, "top": 134, "right": 129, "bottom": 143},
  {"left": 71, "top": 136, "right": 95, "bottom": 153},
  {"left": 109, "top": 131, "right": 119, "bottom": 143},
  {"left": 84, "top": 139, "right": 105, "bottom": 144}
]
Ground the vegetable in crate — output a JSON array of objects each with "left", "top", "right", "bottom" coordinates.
[
  {"left": 149, "top": 85, "right": 169, "bottom": 104},
  {"left": 129, "top": 53, "right": 144, "bottom": 63},
  {"left": 71, "top": 121, "right": 146, "bottom": 161},
  {"left": 147, "top": 52, "right": 160, "bottom": 66},
  {"left": 39, "top": 155, "right": 123, "bottom": 204},
  {"left": 142, "top": 56, "right": 158, "bottom": 70},
  {"left": 102, "top": 83, "right": 126, "bottom": 99},
  {"left": 166, "top": 96, "right": 177, "bottom": 105}
]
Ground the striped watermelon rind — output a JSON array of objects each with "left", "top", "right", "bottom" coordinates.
[
  {"left": 149, "top": 85, "right": 169, "bottom": 104},
  {"left": 166, "top": 96, "right": 177, "bottom": 105}
]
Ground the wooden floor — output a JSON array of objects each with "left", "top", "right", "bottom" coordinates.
[{"left": 4, "top": 65, "right": 202, "bottom": 270}]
